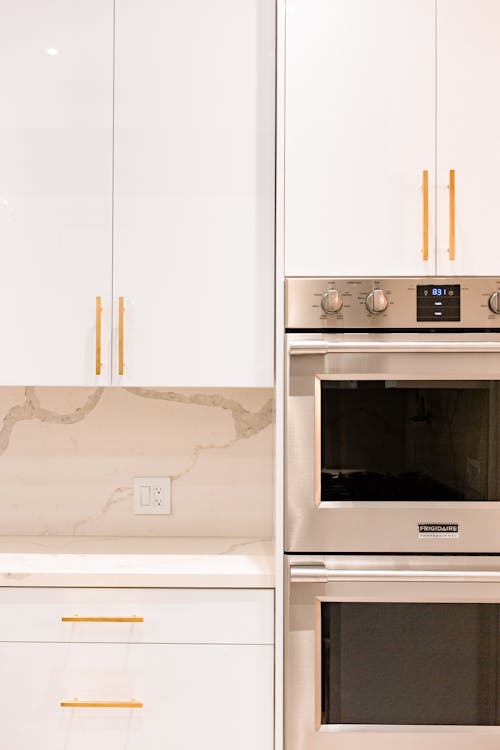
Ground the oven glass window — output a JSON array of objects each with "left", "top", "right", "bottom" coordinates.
[
  {"left": 321, "top": 380, "right": 492, "bottom": 502},
  {"left": 321, "top": 602, "right": 500, "bottom": 725}
]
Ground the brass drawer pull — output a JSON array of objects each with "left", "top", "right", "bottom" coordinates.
[
  {"left": 61, "top": 699, "right": 143, "bottom": 709},
  {"left": 61, "top": 616, "right": 144, "bottom": 623}
]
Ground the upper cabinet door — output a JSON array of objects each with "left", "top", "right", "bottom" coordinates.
[
  {"left": 285, "top": 0, "right": 436, "bottom": 277},
  {"left": 437, "top": 0, "right": 500, "bottom": 276},
  {"left": 0, "top": 1, "right": 113, "bottom": 385},
  {"left": 113, "top": 0, "right": 275, "bottom": 387}
]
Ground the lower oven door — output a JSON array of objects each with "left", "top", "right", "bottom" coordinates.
[{"left": 286, "top": 555, "right": 500, "bottom": 750}]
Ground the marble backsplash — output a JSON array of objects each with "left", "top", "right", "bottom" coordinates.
[{"left": 0, "top": 387, "right": 274, "bottom": 537}]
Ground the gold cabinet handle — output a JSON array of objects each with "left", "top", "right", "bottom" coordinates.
[
  {"left": 61, "top": 616, "right": 144, "bottom": 623},
  {"left": 61, "top": 700, "right": 143, "bottom": 709},
  {"left": 95, "top": 296, "right": 102, "bottom": 375},
  {"left": 449, "top": 169, "right": 455, "bottom": 260},
  {"left": 118, "top": 296, "right": 125, "bottom": 375},
  {"left": 422, "top": 170, "right": 429, "bottom": 261}
]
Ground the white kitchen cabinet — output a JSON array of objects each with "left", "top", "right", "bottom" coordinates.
[
  {"left": 113, "top": 0, "right": 275, "bottom": 386},
  {"left": 0, "top": 587, "right": 274, "bottom": 749},
  {"left": 436, "top": 0, "right": 500, "bottom": 276},
  {"left": 285, "top": 0, "right": 435, "bottom": 278},
  {"left": 0, "top": 0, "right": 113, "bottom": 385},
  {"left": 0, "top": 0, "right": 274, "bottom": 388},
  {"left": 285, "top": 0, "right": 500, "bottom": 280},
  {"left": 0, "top": 642, "right": 274, "bottom": 750}
]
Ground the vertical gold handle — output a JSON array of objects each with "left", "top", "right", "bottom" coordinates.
[
  {"left": 95, "top": 297, "right": 102, "bottom": 376},
  {"left": 422, "top": 170, "right": 429, "bottom": 261},
  {"left": 118, "top": 296, "right": 124, "bottom": 376},
  {"left": 449, "top": 169, "right": 455, "bottom": 260}
]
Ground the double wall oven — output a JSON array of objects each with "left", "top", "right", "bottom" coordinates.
[{"left": 285, "top": 277, "right": 500, "bottom": 749}]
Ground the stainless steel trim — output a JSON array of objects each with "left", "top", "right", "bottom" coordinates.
[
  {"left": 289, "top": 339, "right": 500, "bottom": 355},
  {"left": 318, "top": 725, "right": 500, "bottom": 734},
  {"left": 318, "top": 500, "right": 500, "bottom": 509},
  {"left": 314, "top": 599, "right": 322, "bottom": 730},
  {"left": 290, "top": 564, "right": 500, "bottom": 583},
  {"left": 314, "top": 377, "right": 321, "bottom": 506}
]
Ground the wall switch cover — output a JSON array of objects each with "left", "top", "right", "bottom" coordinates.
[{"left": 133, "top": 477, "right": 171, "bottom": 514}]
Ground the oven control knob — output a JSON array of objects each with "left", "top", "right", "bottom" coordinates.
[
  {"left": 366, "top": 289, "right": 389, "bottom": 314},
  {"left": 321, "top": 289, "right": 343, "bottom": 315},
  {"left": 489, "top": 291, "right": 500, "bottom": 314}
]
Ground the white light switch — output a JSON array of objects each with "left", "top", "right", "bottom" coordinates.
[
  {"left": 140, "top": 485, "right": 151, "bottom": 506},
  {"left": 133, "top": 477, "right": 171, "bottom": 515}
]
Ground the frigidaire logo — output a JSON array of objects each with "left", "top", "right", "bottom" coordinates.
[
  {"left": 418, "top": 523, "right": 460, "bottom": 538},
  {"left": 419, "top": 524, "right": 459, "bottom": 533}
]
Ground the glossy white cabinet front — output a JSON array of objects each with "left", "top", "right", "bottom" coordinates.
[
  {"left": 285, "top": 0, "right": 500, "bottom": 279},
  {"left": 285, "top": 0, "right": 435, "bottom": 277},
  {"left": 0, "top": 642, "right": 274, "bottom": 749},
  {"left": 436, "top": 0, "right": 500, "bottom": 276},
  {"left": 0, "top": 0, "right": 274, "bottom": 387},
  {"left": 113, "top": 0, "right": 275, "bottom": 386},
  {"left": 0, "top": 1, "right": 113, "bottom": 385}
]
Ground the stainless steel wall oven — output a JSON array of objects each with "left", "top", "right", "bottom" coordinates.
[
  {"left": 286, "top": 277, "right": 500, "bottom": 554},
  {"left": 285, "top": 277, "right": 500, "bottom": 750}
]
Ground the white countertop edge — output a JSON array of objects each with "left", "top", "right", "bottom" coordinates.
[
  {"left": 0, "top": 572, "right": 275, "bottom": 588},
  {"left": 0, "top": 537, "right": 275, "bottom": 589}
]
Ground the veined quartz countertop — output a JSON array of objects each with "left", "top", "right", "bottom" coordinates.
[{"left": 0, "top": 537, "right": 274, "bottom": 588}]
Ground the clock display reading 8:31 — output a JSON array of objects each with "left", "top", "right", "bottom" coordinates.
[{"left": 416, "top": 285, "right": 461, "bottom": 322}]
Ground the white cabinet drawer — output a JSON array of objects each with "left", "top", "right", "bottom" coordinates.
[
  {"left": 0, "top": 588, "right": 274, "bottom": 644},
  {"left": 0, "top": 642, "right": 274, "bottom": 750}
]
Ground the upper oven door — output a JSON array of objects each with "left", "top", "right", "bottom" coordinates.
[
  {"left": 286, "top": 555, "right": 500, "bottom": 750},
  {"left": 286, "top": 333, "right": 500, "bottom": 552}
]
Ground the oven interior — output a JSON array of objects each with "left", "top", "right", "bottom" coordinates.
[
  {"left": 320, "top": 601, "right": 500, "bottom": 726},
  {"left": 320, "top": 380, "right": 494, "bottom": 502}
]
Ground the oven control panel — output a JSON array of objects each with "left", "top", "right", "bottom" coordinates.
[{"left": 286, "top": 277, "right": 500, "bottom": 329}]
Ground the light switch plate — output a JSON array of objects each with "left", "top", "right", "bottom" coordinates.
[{"left": 133, "top": 477, "right": 171, "bottom": 515}]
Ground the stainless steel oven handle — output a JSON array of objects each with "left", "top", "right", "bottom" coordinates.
[
  {"left": 289, "top": 340, "right": 500, "bottom": 355},
  {"left": 290, "top": 565, "right": 500, "bottom": 583}
]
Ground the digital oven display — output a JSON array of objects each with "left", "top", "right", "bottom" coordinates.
[{"left": 416, "top": 284, "right": 460, "bottom": 322}]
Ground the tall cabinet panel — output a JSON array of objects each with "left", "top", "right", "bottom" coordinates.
[
  {"left": 285, "top": 0, "right": 435, "bottom": 277},
  {"left": 0, "top": 1, "right": 113, "bottom": 385},
  {"left": 437, "top": 0, "right": 500, "bottom": 275},
  {"left": 114, "top": 0, "right": 275, "bottom": 386}
]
